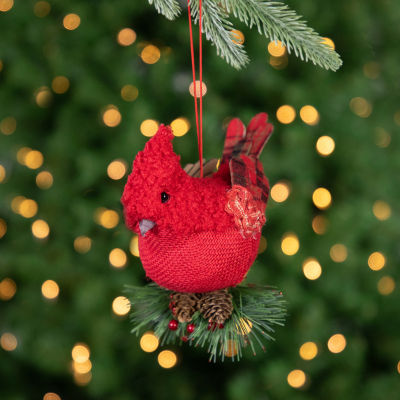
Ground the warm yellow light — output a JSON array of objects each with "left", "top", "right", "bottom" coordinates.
[
  {"left": 157, "top": 350, "right": 178, "bottom": 369},
  {"left": 236, "top": 318, "right": 253, "bottom": 335},
  {"left": 0, "top": 218, "right": 7, "bottom": 239},
  {"left": 102, "top": 106, "right": 121, "bottom": 127},
  {"left": 363, "top": 61, "right": 380, "bottom": 79},
  {"left": 372, "top": 200, "right": 391, "bottom": 221},
  {"left": 73, "top": 359, "right": 92, "bottom": 374},
  {"left": 17, "top": 147, "right": 31, "bottom": 165},
  {"left": 322, "top": 37, "right": 335, "bottom": 50},
  {"left": 117, "top": 28, "right": 137, "bottom": 46},
  {"left": 0, "top": 116, "right": 17, "bottom": 135},
  {"left": 25, "top": 150, "right": 44, "bottom": 169},
  {"left": 299, "top": 342, "right": 318, "bottom": 360},
  {"left": 0, "top": 0, "right": 14, "bottom": 12},
  {"left": 0, "top": 278, "right": 17, "bottom": 300},
  {"left": 258, "top": 236, "right": 267, "bottom": 254},
  {"left": 11, "top": 196, "right": 25, "bottom": 214},
  {"left": 302, "top": 258, "right": 322, "bottom": 280},
  {"left": 130, "top": 235, "right": 140, "bottom": 257},
  {"left": 189, "top": 81, "right": 207, "bottom": 98},
  {"left": 312, "top": 187, "right": 332, "bottom": 210},
  {"left": 73, "top": 371, "right": 92, "bottom": 386},
  {"left": 271, "top": 182, "right": 290, "bottom": 202},
  {"left": 312, "top": 215, "right": 328, "bottom": 235},
  {"left": 327, "top": 333, "right": 346, "bottom": 353},
  {"left": 52, "top": 76, "right": 70, "bottom": 94},
  {"left": 35, "top": 86, "right": 52, "bottom": 108},
  {"left": 121, "top": 84, "right": 139, "bottom": 102},
  {"left": 140, "top": 119, "right": 159, "bottom": 137},
  {"left": 171, "top": 117, "right": 190, "bottom": 137},
  {"left": 231, "top": 30, "right": 245, "bottom": 45},
  {"left": 374, "top": 127, "right": 391, "bottom": 148},
  {"left": 109, "top": 248, "right": 127, "bottom": 268},
  {"left": 397, "top": 361, "right": 400, "bottom": 374},
  {"left": 32, "top": 219, "right": 50, "bottom": 239},
  {"left": 41, "top": 280, "right": 59, "bottom": 299},
  {"left": 225, "top": 340, "right": 238, "bottom": 357},
  {"left": 141, "top": 45, "right": 161, "bottom": 64},
  {"left": 300, "top": 105, "right": 319, "bottom": 125},
  {"left": 72, "top": 343, "right": 90, "bottom": 363},
  {"left": 36, "top": 171, "right": 53, "bottom": 189},
  {"left": 63, "top": 13, "right": 81, "bottom": 30},
  {"left": 330, "top": 244, "right": 348, "bottom": 263},
  {"left": 316, "top": 136, "right": 335, "bottom": 156},
  {"left": 287, "top": 369, "right": 306, "bottom": 388},
  {"left": 377, "top": 276, "right": 395, "bottom": 295},
  {"left": 281, "top": 233, "right": 300, "bottom": 256},
  {"left": 140, "top": 331, "right": 159, "bottom": 353},
  {"left": 95, "top": 208, "right": 119, "bottom": 229},
  {"left": 0, "top": 332, "right": 17, "bottom": 351},
  {"left": 269, "top": 55, "right": 288, "bottom": 70},
  {"left": 368, "top": 251, "right": 386, "bottom": 271},
  {"left": 74, "top": 236, "right": 92, "bottom": 254},
  {"left": 112, "top": 296, "right": 131, "bottom": 316},
  {"left": 268, "top": 40, "right": 286, "bottom": 57},
  {"left": 19, "top": 199, "right": 38, "bottom": 218},
  {"left": 276, "top": 105, "right": 296, "bottom": 124},
  {"left": 34, "top": 1, "right": 51, "bottom": 18},
  {"left": 107, "top": 159, "right": 127, "bottom": 180},
  {"left": 0, "top": 165, "right": 5, "bottom": 182},
  {"left": 43, "top": 393, "right": 61, "bottom": 400},
  {"left": 350, "top": 97, "right": 372, "bottom": 118}
]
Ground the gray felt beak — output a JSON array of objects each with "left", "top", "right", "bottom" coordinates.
[{"left": 139, "top": 219, "right": 156, "bottom": 236}]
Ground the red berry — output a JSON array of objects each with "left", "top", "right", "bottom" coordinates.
[
  {"left": 207, "top": 322, "right": 216, "bottom": 331},
  {"left": 181, "top": 336, "right": 188, "bottom": 342},
  {"left": 218, "top": 323, "right": 224, "bottom": 329},
  {"left": 187, "top": 324, "right": 195, "bottom": 334},
  {"left": 168, "top": 319, "right": 179, "bottom": 331}
]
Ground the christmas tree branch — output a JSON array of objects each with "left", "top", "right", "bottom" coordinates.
[{"left": 146, "top": 0, "right": 342, "bottom": 71}]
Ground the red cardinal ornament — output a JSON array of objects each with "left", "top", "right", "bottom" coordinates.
[{"left": 121, "top": 113, "right": 273, "bottom": 293}]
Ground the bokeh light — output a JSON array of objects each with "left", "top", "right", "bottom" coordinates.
[
  {"left": 0, "top": 0, "right": 14, "bottom": 12},
  {"left": 157, "top": 350, "right": 177, "bottom": 369},
  {"left": 312, "top": 215, "right": 328, "bottom": 235},
  {"left": 34, "top": 1, "right": 51, "bottom": 18},
  {"left": 63, "top": 13, "right": 80, "bottom": 30},
  {"left": 236, "top": 318, "right": 253, "bottom": 335},
  {"left": 271, "top": 182, "right": 290, "bottom": 202},
  {"left": 43, "top": 393, "right": 61, "bottom": 400},
  {"left": 35, "top": 86, "right": 52, "bottom": 108},
  {"left": 330, "top": 244, "right": 348, "bottom": 263},
  {"left": 107, "top": 159, "right": 127, "bottom": 180},
  {"left": 36, "top": 171, "right": 53, "bottom": 189},
  {"left": 327, "top": 334, "right": 346, "bottom": 353},
  {"left": 16, "top": 147, "right": 31, "bottom": 165},
  {"left": 302, "top": 258, "right": 322, "bottom": 280},
  {"left": 140, "top": 119, "right": 159, "bottom": 137},
  {"left": 368, "top": 251, "right": 386, "bottom": 271},
  {"left": 287, "top": 369, "right": 306, "bottom": 388},
  {"left": 25, "top": 150, "right": 44, "bottom": 169},
  {"left": 377, "top": 276, "right": 395, "bottom": 295},
  {"left": 171, "top": 117, "right": 190, "bottom": 136},
  {"left": 374, "top": 127, "right": 391, "bottom": 148},
  {"left": 269, "top": 54, "right": 288, "bottom": 70},
  {"left": 0, "top": 116, "right": 17, "bottom": 135},
  {"left": 258, "top": 236, "right": 267, "bottom": 254},
  {"left": 350, "top": 97, "right": 372, "bottom": 118},
  {"left": 322, "top": 37, "right": 335, "bottom": 50},
  {"left": 0, "top": 278, "right": 17, "bottom": 300},
  {"left": 72, "top": 343, "right": 90, "bottom": 363},
  {"left": 73, "top": 371, "right": 92, "bottom": 386},
  {"left": 41, "top": 280, "right": 59, "bottom": 300},
  {"left": 299, "top": 342, "right": 318, "bottom": 360},
  {"left": 117, "top": 28, "right": 136, "bottom": 46},
  {"left": 0, "top": 332, "right": 17, "bottom": 351},
  {"left": 32, "top": 219, "right": 50, "bottom": 239},
  {"left": 130, "top": 235, "right": 140, "bottom": 257},
  {"left": 224, "top": 340, "right": 238, "bottom": 357},
  {"left": 268, "top": 40, "right": 286, "bottom": 57},
  {"left": 0, "top": 165, "right": 5, "bottom": 182},
  {"left": 112, "top": 296, "right": 131, "bottom": 316},
  {"left": 121, "top": 84, "right": 139, "bottom": 101},
  {"left": 189, "top": 80, "right": 207, "bottom": 98},
  {"left": 276, "top": 105, "right": 296, "bottom": 124},
  {"left": 312, "top": 187, "right": 332, "bottom": 209},
  {"left": 52, "top": 76, "right": 70, "bottom": 94},
  {"left": 73, "top": 360, "right": 92, "bottom": 374},
  {"left": 140, "top": 332, "right": 159, "bottom": 352},
  {"left": 372, "top": 200, "right": 391, "bottom": 221},
  {"left": 363, "top": 61, "right": 380, "bottom": 79},
  {"left": 109, "top": 248, "right": 127, "bottom": 268},
  {"left": 300, "top": 105, "right": 319, "bottom": 125},
  {"left": 11, "top": 196, "right": 25, "bottom": 214},
  {"left": 281, "top": 233, "right": 300, "bottom": 256},
  {"left": 19, "top": 199, "right": 38, "bottom": 218},
  {"left": 141, "top": 45, "right": 161, "bottom": 64},
  {"left": 95, "top": 208, "right": 119, "bottom": 229},
  {"left": 74, "top": 236, "right": 92, "bottom": 254},
  {"left": 102, "top": 106, "right": 121, "bottom": 127},
  {"left": 231, "top": 30, "right": 245, "bottom": 45},
  {"left": 0, "top": 218, "right": 7, "bottom": 239},
  {"left": 316, "top": 135, "right": 335, "bottom": 156}
]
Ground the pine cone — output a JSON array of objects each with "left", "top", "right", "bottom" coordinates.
[
  {"left": 170, "top": 292, "right": 200, "bottom": 323},
  {"left": 198, "top": 289, "right": 233, "bottom": 325}
]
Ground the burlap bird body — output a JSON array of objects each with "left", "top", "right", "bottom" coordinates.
[{"left": 122, "top": 113, "right": 273, "bottom": 294}]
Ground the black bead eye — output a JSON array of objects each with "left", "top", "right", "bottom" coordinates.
[{"left": 161, "top": 192, "right": 170, "bottom": 203}]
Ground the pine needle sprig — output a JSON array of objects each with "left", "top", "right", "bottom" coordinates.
[{"left": 147, "top": 0, "right": 181, "bottom": 20}]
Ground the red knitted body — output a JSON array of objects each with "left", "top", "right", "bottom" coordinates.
[{"left": 139, "top": 229, "right": 260, "bottom": 293}]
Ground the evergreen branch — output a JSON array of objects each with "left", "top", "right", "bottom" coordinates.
[
  {"left": 221, "top": 0, "right": 342, "bottom": 71},
  {"left": 147, "top": 0, "right": 181, "bottom": 20}
]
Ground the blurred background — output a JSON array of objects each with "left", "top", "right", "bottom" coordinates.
[{"left": 0, "top": 0, "right": 399, "bottom": 399}]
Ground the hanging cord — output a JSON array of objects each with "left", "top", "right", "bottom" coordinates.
[{"left": 187, "top": 0, "right": 204, "bottom": 178}]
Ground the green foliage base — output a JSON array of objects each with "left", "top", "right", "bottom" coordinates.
[{"left": 125, "top": 283, "right": 286, "bottom": 361}]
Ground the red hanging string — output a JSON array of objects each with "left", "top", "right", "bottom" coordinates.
[{"left": 187, "top": 0, "right": 203, "bottom": 178}]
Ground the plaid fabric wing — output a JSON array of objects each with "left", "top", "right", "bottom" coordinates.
[
  {"left": 243, "top": 112, "right": 274, "bottom": 157},
  {"left": 221, "top": 118, "right": 246, "bottom": 164}
]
